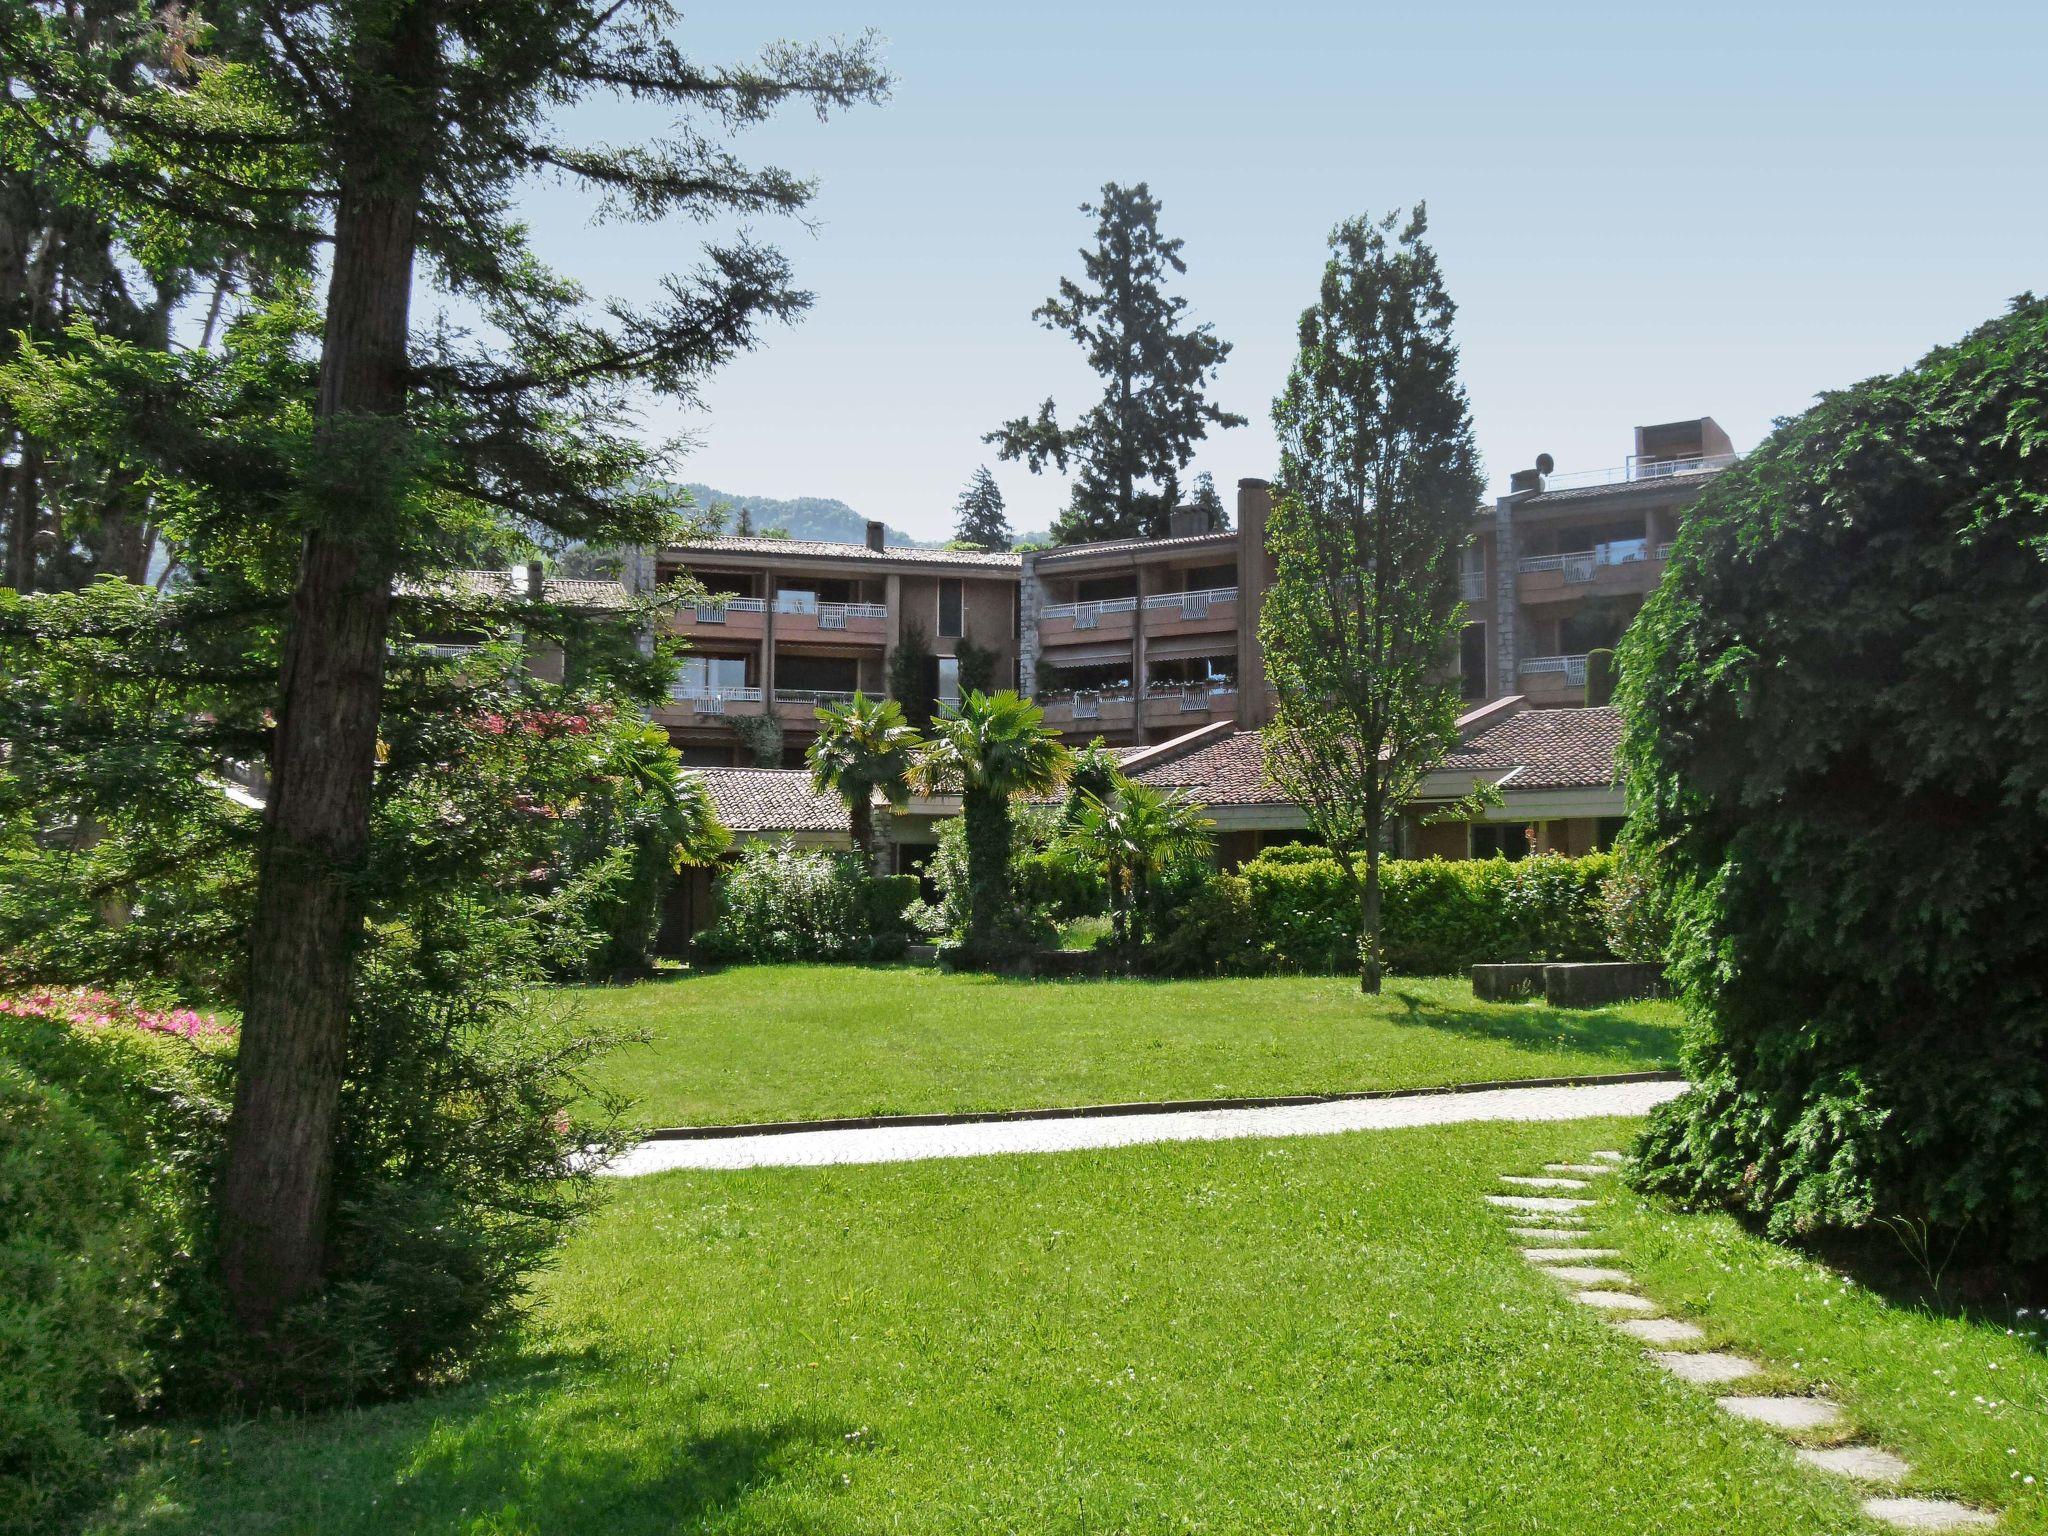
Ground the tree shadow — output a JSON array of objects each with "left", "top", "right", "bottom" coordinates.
[
  {"left": 118, "top": 1345, "right": 859, "bottom": 1535},
  {"left": 1379, "top": 983, "right": 1680, "bottom": 1067}
]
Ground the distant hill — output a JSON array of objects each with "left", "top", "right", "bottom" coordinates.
[{"left": 679, "top": 485, "right": 935, "bottom": 547}]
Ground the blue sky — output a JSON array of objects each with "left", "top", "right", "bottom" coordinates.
[{"left": 517, "top": 1, "right": 2048, "bottom": 540}]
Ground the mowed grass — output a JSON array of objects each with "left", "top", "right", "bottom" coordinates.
[
  {"left": 1590, "top": 1181, "right": 2047, "bottom": 1532},
  {"left": 575, "top": 966, "right": 1680, "bottom": 1127},
  {"left": 99, "top": 1118, "right": 1899, "bottom": 1535}
]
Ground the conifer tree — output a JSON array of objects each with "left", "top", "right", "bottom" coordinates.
[
  {"left": 1189, "top": 470, "right": 1229, "bottom": 531},
  {"left": 951, "top": 465, "right": 1011, "bottom": 551},
  {"left": 1, "top": 0, "right": 887, "bottom": 1334},
  {"left": 986, "top": 183, "right": 1243, "bottom": 544}
]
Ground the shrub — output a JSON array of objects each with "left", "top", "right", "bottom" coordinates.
[
  {"left": 1598, "top": 843, "right": 1672, "bottom": 964},
  {"left": 0, "top": 1000, "right": 227, "bottom": 1536},
  {"left": 928, "top": 803, "right": 1086, "bottom": 937},
  {"left": 1621, "top": 297, "right": 2048, "bottom": 1267},
  {"left": 1238, "top": 851, "right": 1615, "bottom": 975},
  {"left": 1145, "top": 867, "right": 1261, "bottom": 978},
  {"left": 699, "top": 842, "right": 912, "bottom": 964}
]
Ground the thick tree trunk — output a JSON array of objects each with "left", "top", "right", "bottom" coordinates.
[
  {"left": 961, "top": 788, "right": 1010, "bottom": 959},
  {"left": 216, "top": 154, "right": 423, "bottom": 1333},
  {"left": 849, "top": 795, "right": 873, "bottom": 868}
]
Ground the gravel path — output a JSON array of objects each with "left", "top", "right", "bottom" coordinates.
[{"left": 608, "top": 1077, "right": 1686, "bottom": 1177}]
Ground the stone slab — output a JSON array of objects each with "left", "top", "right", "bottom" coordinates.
[
  {"left": 1861, "top": 1498, "right": 1997, "bottom": 1530},
  {"left": 1590, "top": 1150, "right": 1626, "bottom": 1163},
  {"left": 1797, "top": 1446, "right": 1910, "bottom": 1485},
  {"left": 1544, "top": 961, "right": 1666, "bottom": 1007},
  {"left": 1521, "top": 1247, "right": 1621, "bottom": 1262},
  {"left": 1485, "top": 1194, "right": 1596, "bottom": 1213},
  {"left": 1500, "top": 1174, "right": 1591, "bottom": 1189},
  {"left": 1715, "top": 1395, "right": 1842, "bottom": 1431},
  {"left": 1508, "top": 1227, "right": 1591, "bottom": 1243},
  {"left": 1650, "top": 1350, "right": 1759, "bottom": 1385},
  {"left": 1545, "top": 1163, "right": 1616, "bottom": 1176},
  {"left": 1472, "top": 962, "right": 1546, "bottom": 1001},
  {"left": 1573, "top": 1289, "right": 1658, "bottom": 1313},
  {"left": 1541, "top": 1265, "right": 1635, "bottom": 1286},
  {"left": 1613, "top": 1317, "right": 1705, "bottom": 1345}
]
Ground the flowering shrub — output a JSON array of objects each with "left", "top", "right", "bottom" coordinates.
[
  {"left": 698, "top": 842, "right": 915, "bottom": 964},
  {"left": 0, "top": 987, "right": 231, "bottom": 1040}
]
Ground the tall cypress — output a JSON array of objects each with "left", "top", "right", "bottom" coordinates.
[{"left": 951, "top": 465, "right": 1012, "bottom": 551}]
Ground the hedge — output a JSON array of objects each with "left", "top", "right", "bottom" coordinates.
[{"left": 1231, "top": 851, "right": 1615, "bottom": 975}]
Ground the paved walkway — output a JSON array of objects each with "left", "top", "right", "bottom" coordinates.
[{"left": 608, "top": 1078, "right": 1687, "bottom": 1177}]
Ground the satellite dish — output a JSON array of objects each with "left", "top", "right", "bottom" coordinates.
[{"left": 1535, "top": 453, "right": 1555, "bottom": 477}]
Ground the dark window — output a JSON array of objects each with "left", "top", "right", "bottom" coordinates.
[
  {"left": 1460, "top": 623, "right": 1488, "bottom": 701},
  {"left": 1183, "top": 562, "right": 1237, "bottom": 591},
  {"left": 938, "top": 579, "right": 963, "bottom": 638},
  {"left": 1594, "top": 816, "right": 1627, "bottom": 851},
  {"left": 1471, "top": 823, "right": 1532, "bottom": 861},
  {"left": 1074, "top": 574, "right": 1137, "bottom": 604}
]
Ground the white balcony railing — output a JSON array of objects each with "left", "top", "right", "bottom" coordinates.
[
  {"left": 773, "top": 687, "right": 860, "bottom": 708},
  {"left": 1141, "top": 585, "right": 1238, "bottom": 619},
  {"left": 1460, "top": 571, "right": 1486, "bottom": 601},
  {"left": 1146, "top": 682, "right": 1238, "bottom": 712},
  {"left": 771, "top": 596, "right": 887, "bottom": 620},
  {"left": 1535, "top": 452, "right": 1738, "bottom": 492},
  {"left": 688, "top": 596, "right": 767, "bottom": 624},
  {"left": 669, "top": 684, "right": 764, "bottom": 711},
  {"left": 1517, "top": 540, "right": 1651, "bottom": 581},
  {"left": 1657, "top": 542, "right": 1675, "bottom": 560},
  {"left": 1519, "top": 654, "right": 1590, "bottom": 687},
  {"left": 1040, "top": 596, "right": 1139, "bottom": 622}
]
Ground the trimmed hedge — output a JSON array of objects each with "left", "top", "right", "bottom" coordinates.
[{"left": 1228, "top": 852, "right": 1615, "bottom": 975}]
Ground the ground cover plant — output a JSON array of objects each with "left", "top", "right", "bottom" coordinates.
[
  {"left": 1621, "top": 296, "right": 2048, "bottom": 1268},
  {"left": 87, "top": 1118, "right": 1913, "bottom": 1535},
  {"left": 576, "top": 966, "right": 1679, "bottom": 1128}
]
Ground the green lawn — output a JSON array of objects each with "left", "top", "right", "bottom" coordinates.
[
  {"left": 97, "top": 1117, "right": 1936, "bottom": 1536},
  {"left": 575, "top": 966, "right": 1680, "bottom": 1128}
]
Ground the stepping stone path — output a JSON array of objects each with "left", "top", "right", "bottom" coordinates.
[{"left": 1491, "top": 1150, "right": 2002, "bottom": 1531}]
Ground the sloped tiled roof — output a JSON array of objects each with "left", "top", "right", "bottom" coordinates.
[
  {"left": 697, "top": 767, "right": 849, "bottom": 834},
  {"left": 1031, "top": 529, "right": 1237, "bottom": 565},
  {"left": 665, "top": 536, "right": 1020, "bottom": 569},
  {"left": 1521, "top": 468, "right": 1722, "bottom": 507},
  {"left": 398, "top": 568, "right": 632, "bottom": 610},
  {"left": 1127, "top": 706, "right": 1623, "bottom": 805},
  {"left": 1435, "top": 705, "right": 1622, "bottom": 791}
]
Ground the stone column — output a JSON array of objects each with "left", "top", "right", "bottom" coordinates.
[
  {"left": 1016, "top": 551, "right": 1042, "bottom": 698},
  {"left": 1235, "top": 478, "right": 1273, "bottom": 728},
  {"left": 1492, "top": 493, "right": 1528, "bottom": 698}
]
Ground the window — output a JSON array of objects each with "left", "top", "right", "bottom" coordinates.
[
  {"left": 676, "top": 655, "right": 750, "bottom": 696},
  {"left": 1460, "top": 623, "right": 1488, "bottom": 701},
  {"left": 1470, "top": 822, "right": 1532, "bottom": 861},
  {"left": 938, "top": 579, "right": 964, "bottom": 638},
  {"left": 937, "top": 655, "right": 960, "bottom": 703},
  {"left": 1594, "top": 816, "right": 1627, "bottom": 851}
]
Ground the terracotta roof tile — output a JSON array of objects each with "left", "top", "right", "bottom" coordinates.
[
  {"left": 696, "top": 767, "right": 849, "bottom": 834},
  {"left": 665, "top": 536, "right": 1020, "bottom": 569}
]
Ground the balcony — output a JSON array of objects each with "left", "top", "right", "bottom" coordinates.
[
  {"left": 1460, "top": 570, "right": 1487, "bottom": 602},
  {"left": 1141, "top": 585, "right": 1238, "bottom": 632},
  {"left": 1515, "top": 542, "right": 1662, "bottom": 605},
  {"left": 1038, "top": 595, "right": 1138, "bottom": 641},
  {"left": 1142, "top": 682, "right": 1237, "bottom": 726},
  {"left": 673, "top": 595, "right": 767, "bottom": 637},
  {"left": 772, "top": 596, "right": 889, "bottom": 643},
  {"left": 663, "top": 684, "right": 765, "bottom": 719},
  {"left": 1535, "top": 452, "right": 1738, "bottom": 492},
  {"left": 1037, "top": 687, "right": 1137, "bottom": 735}
]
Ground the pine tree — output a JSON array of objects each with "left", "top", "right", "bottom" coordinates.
[
  {"left": 986, "top": 183, "right": 1243, "bottom": 545},
  {"left": 1, "top": 1, "right": 887, "bottom": 1334},
  {"left": 1258, "top": 206, "right": 1485, "bottom": 994},
  {"left": 1189, "top": 470, "right": 1229, "bottom": 531},
  {"left": 951, "top": 465, "right": 1012, "bottom": 551}
]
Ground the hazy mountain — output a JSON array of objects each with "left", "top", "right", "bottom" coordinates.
[{"left": 680, "top": 485, "right": 935, "bottom": 547}]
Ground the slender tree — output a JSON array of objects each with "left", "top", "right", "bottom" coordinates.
[
  {"left": 986, "top": 182, "right": 1244, "bottom": 544},
  {"left": 2, "top": 1, "right": 887, "bottom": 1333},
  {"left": 1189, "top": 470, "right": 1229, "bottom": 531},
  {"left": 1259, "top": 206, "right": 1484, "bottom": 994},
  {"left": 951, "top": 464, "right": 1011, "bottom": 551},
  {"left": 908, "top": 690, "right": 1069, "bottom": 964},
  {"left": 806, "top": 690, "right": 917, "bottom": 863}
]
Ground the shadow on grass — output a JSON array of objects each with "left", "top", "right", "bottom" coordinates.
[
  {"left": 1381, "top": 984, "right": 1679, "bottom": 1067},
  {"left": 116, "top": 1346, "right": 855, "bottom": 1535}
]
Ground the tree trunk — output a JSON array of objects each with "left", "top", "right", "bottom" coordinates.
[
  {"left": 216, "top": 124, "right": 426, "bottom": 1333},
  {"left": 849, "top": 794, "right": 873, "bottom": 869},
  {"left": 961, "top": 787, "right": 1010, "bottom": 960},
  {"left": 1359, "top": 841, "right": 1383, "bottom": 995}
]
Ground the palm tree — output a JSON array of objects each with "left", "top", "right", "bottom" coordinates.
[
  {"left": 908, "top": 690, "right": 1071, "bottom": 959},
  {"left": 1066, "top": 780, "right": 1214, "bottom": 953},
  {"left": 806, "top": 692, "right": 919, "bottom": 864}
]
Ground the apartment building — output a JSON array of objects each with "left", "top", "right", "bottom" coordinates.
[
  {"left": 642, "top": 522, "right": 1020, "bottom": 767},
  {"left": 1461, "top": 417, "right": 1735, "bottom": 706},
  {"left": 1019, "top": 484, "right": 1277, "bottom": 746}
]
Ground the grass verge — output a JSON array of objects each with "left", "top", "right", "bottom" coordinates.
[{"left": 574, "top": 966, "right": 1680, "bottom": 1128}]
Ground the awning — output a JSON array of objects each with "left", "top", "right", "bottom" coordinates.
[
  {"left": 1038, "top": 641, "right": 1135, "bottom": 668},
  {"left": 1145, "top": 634, "right": 1238, "bottom": 662}
]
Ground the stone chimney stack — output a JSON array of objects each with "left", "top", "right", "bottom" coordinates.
[
  {"left": 865, "top": 519, "right": 886, "bottom": 552},
  {"left": 1235, "top": 478, "right": 1274, "bottom": 728},
  {"left": 525, "top": 560, "right": 545, "bottom": 598}
]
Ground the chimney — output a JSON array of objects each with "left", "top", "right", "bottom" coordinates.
[
  {"left": 865, "top": 520, "right": 886, "bottom": 552},
  {"left": 524, "top": 560, "right": 545, "bottom": 598},
  {"left": 1508, "top": 468, "right": 1543, "bottom": 494},
  {"left": 1167, "top": 503, "right": 1215, "bottom": 539}
]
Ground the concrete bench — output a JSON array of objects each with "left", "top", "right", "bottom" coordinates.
[{"left": 1473, "top": 961, "right": 1666, "bottom": 1007}]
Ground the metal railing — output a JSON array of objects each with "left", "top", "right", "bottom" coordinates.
[
  {"left": 1141, "top": 585, "right": 1238, "bottom": 619},
  {"left": 1460, "top": 570, "right": 1486, "bottom": 601},
  {"left": 773, "top": 687, "right": 860, "bottom": 707},
  {"left": 1145, "top": 682, "right": 1238, "bottom": 712},
  {"left": 772, "top": 596, "right": 887, "bottom": 620},
  {"left": 1531, "top": 452, "right": 1738, "bottom": 492},
  {"left": 689, "top": 596, "right": 767, "bottom": 624},
  {"left": 1517, "top": 541, "right": 1651, "bottom": 582},
  {"left": 1040, "top": 595, "right": 1139, "bottom": 621},
  {"left": 1657, "top": 542, "right": 1675, "bottom": 560},
  {"left": 669, "top": 684, "right": 764, "bottom": 709},
  {"left": 1518, "top": 654, "right": 1590, "bottom": 687}
]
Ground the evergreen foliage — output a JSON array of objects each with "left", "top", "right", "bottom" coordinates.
[
  {"left": 951, "top": 465, "right": 1012, "bottom": 551},
  {"left": 1190, "top": 470, "right": 1229, "bottom": 530},
  {"left": 806, "top": 691, "right": 918, "bottom": 859},
  {"left": 1620, "top": 296, "right": 2048, "bottom": 1268},
  {"left": 1063, "top": 781, "right": 1213, "bottom": 956},
  {"left": 1258, "top": 206, "right": 1486, "bottom": 992},
  {"left": 986, "top": 183, "right": 1243, "bottom": 544},
  {"left": 887, "top": 618, "right": 937, "bottom": 730}
]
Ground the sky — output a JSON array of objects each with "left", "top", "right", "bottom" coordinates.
[{"left": 515, "top": 1, "right": 2048, "bottom": 541}]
